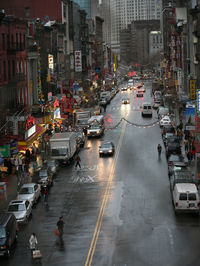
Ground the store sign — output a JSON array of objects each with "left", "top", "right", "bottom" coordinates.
[
  {"left": 197, "top": 90, "right": 200, "bottom": 113},
  {"left": 54, "top": 107, "right": 61, "bottom": 119},
  {"left": 10, "top": 141, "right": 18, "bottom": 155},
  {"left": 190, "top": 79, "right": 196, "bottom": 100},
  {"left": 75, "top": 50, "right": 82, "bottom": 72},
  {"left": 25, "top": 125, "right": 36, "bottom": 140},
  {"left": 0, "top": 145, "right": 10, "bottom": 157},
  {"left": 48, "top": 54, "right": 54, "bottom": 72}
]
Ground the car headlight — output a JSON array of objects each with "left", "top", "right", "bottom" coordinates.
[
  {"left": 97, "top": 130, "right": 100, "bottom": 134},
  {"left": 99, "top": 150, "right": 103, "bottom": 153},
  {"left": 87, "top": 131, "right": 90, "bottom": 134},
  {"left": 108, "top": 150, "right": 113, "bottom": 153}
]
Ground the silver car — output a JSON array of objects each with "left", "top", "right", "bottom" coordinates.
[
  {"left": 99, "top": 142, "right": 115, "bottom": 157},
  {"left": 17, "top": 183, "right": 41, "bottom": 205},
  {"left": 7, "top": 200, "right": 32, "bottom": 224}
]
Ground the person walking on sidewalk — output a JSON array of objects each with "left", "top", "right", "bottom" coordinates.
[
  {"left": 184, "top": 138, "right": 189, "bottom": 152},
  {"left": 187, "top": 151, "right": 192, "bottom": 165},
  {"left": 75, "top": 154, "right": 81, "bottom": 169},
  {"left": 44, "top": 186, "right": 48, "bottom": 205}
]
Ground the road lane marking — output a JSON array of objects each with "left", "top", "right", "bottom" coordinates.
[{"left": 85, "top": 120, "right": 127, "bottom": 266}]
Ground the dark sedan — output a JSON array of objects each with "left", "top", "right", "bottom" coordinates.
[
  {"left": 162, "top": 125, "right": 175, "bottom": 138},
  {"left": 99, "top": 142, "right": 115, "bottom": 157},
  {"left": 167, "top": 154, "right": 184, "bottom": 172},
  {"left": 166, "top": 142, "right": 181, "bottom": 156}
]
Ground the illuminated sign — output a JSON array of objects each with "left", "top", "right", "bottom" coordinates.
[
  {"left": 75, "top": 50, "right": 82, "bottom": 72},
  {"left": 48, "top": 54, "right": 54, "bottom": 72},
  {"left": 190, "top": 79, "right": 196, "bottom": 100},
  {"left": 197, "top": 90, "right": 200, "bottom": 113},
  {"left": 25, "top": 125, "right": 36, "bottom": 140}
]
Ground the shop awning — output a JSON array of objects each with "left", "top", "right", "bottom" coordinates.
[{"left": 18, "top": 125, "right": 46, "bottom": 151}]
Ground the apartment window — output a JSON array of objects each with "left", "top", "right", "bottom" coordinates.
[
  {"left": 2, "top": 33, "right": 5, "bottom": 49},
  {"left": 11, "top": 34, "right": 14, "bottom": 48},
  {"left": 24, "top": 7, "right": 30, "bottom": 18},
  {"left": 7, "top": 34, "right": 10, "bottom": 49},
  {"left": 16, "top": 33, "right": 18, "bottom": 48},
  {"left": 23, "top": 34, "right": 26, "bottom": 48},
  {"left": 8, "top": 60, "right": 11, "bottom": 80},
  {"left": 3, "top": 61, "right": 6, "bottom": 81},
  {"left": 12, "top": 60, "right": 15, "bottom": 77},
  {"left": 63, "top": 4, "right": 66, "bottom": 18}
]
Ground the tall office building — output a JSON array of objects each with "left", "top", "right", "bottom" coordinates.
[
  {"left": 99, "top": 0, "right": 111, "bottom": 45},
  {"left": 110, "top": 0, "right": 161, "bottom": 53}
]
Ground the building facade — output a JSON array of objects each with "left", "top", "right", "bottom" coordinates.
[{"left": 110, "top": 0, "right": 162, "bottom": 54}]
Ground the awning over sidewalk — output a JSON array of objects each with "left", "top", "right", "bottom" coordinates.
[{"left": 18, "top": 125, "right": 46, "bottom": 151}]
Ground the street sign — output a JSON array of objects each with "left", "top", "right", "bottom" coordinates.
[
  {"left": 190, "top": 79, "right": 196, "bottom": 100},
  {"left": 197, "top": 90, "right": 200, "bottom": 113},
  {"left": 75, "top": 50, "right": 82, "bottom": 72}
]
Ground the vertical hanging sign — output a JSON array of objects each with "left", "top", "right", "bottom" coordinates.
[{"left": 75, "top": 50, "right": 82, "bottom": 72}]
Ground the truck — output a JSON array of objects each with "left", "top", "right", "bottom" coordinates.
[
  {"left": 100, "top": 91, "right": 111, "bottom": 104},
  {"left": 87, "top": 115, "right": 105, "bottom": 137},
  {"left": 50, "top": 132, "right": 77, "bottom": 164},
  {"left": 75, "top": 111, "right": 91, "bottom": 129}
]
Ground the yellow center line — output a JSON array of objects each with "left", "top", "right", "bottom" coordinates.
[{"left": 85, "top": 120, "right": 127, "bottom": 266}]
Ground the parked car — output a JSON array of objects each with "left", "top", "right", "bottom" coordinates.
[
  {"left": 165, "top": 135, "right": 180, "bottom": 146},
  {"left": 99, "top": 142, "right": 115, "bottom": 157},
  {"left": 0, "top": 213, "right": 18, "bottom": 257},
  {"left": 160, "top": 115, "right": 171, "bottom": 127},
  {"left": 17, "top": 183, "right": 41, "bottom": 205},
  {"left": 153, "top": 100, "right": 161, "bottom": 109},
  {"left": 168, "top": 161, "right": 189, "bottom": 177},
  {"left": 172, "top": 183, "right": 200, "bottom": 214},
  {"left": 168, "top": 154, "right": 184, "bottom": 172},
  {"left": 157, "top": 106, "right": 169, "bottom": 119},
  {"left": 7, "top": 200, "right": 32, "bottom": 224},
  {"left": 162, "top": 125, "right": 176, "bottom": 138},
  {"left": 163, "top": 132, "right": 174, "bottom": 145},
  {"left": 170, "top": 169, "right": 194, "bottom": 191},
  {"left": 166, "top": 142, "right": 182, "bottom": 156},
  {"left": 37, "top": 169, "right": 53, "bottom": 189},
  {"left": 47, "top": 159, "right": 59, "bottom": 176}
]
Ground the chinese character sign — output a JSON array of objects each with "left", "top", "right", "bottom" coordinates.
[
  {"left": 75, "top": 50, "right": 82, "bottom": 72},
  {"left": 190, "top": 79, "right": 196, "bottom": 100}
]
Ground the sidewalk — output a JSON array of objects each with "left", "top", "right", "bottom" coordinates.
[{"left": 0, "top": 151, "right": 47, "bottom": 212}]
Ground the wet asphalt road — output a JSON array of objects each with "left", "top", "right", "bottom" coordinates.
[{"left": 2, "top": 81, "right": 200, "bottom": 266}]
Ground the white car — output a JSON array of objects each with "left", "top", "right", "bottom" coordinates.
[
  {"left": 7, "top": 200, "right": 32, "bottom": 224},
  {"left": 17, "top": 183, "right": 41, "bottom": 205},
  {"left": 160, "top": 115, "right": 171, "bottom": 127}
]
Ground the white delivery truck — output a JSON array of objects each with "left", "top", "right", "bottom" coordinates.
[
  {"left": 50, "top": 132, "right": 77, "bottom": 164},
  {"left": 87, "top": 115, "right": 105, "bottom": 137},
  {"left": 75, "top": 111, "right": 91, "bottom": 129},
  {"left": 100, "top": 91, "right": 111, "bottom": 104}
]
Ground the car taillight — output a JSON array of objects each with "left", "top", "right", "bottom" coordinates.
[
  {"left": 3, "top": 245, "right": 6, "bottom": 249},
  {"left": 175, "top": 202, "right": 178, "bottom": 207}
]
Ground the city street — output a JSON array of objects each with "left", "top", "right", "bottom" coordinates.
[{"left": 1, "top": 81, "right": 200, "bottom": 266}]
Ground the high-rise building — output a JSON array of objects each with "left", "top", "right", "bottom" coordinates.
[
  {"left": 110, "top": 0, "right": 161, "bottom": 54},
  {"left": 99, "top": 0, "right": 111, "bottom": 45},
  {"left": 73, "top": 0, "right": 100, "bottom": 18}
]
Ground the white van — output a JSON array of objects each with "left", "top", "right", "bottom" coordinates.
[
  {"left": 87, "top": 115, "right": 105, "bottom": 137},
  {"left": 128, "top": 79, "right": 134, "bottom": 89},
  {"left": 141, "top": 103, "right": 152, "bottom": 117},
  {"left": 172, "top": 183, "right": 200, "bottom": 214}
]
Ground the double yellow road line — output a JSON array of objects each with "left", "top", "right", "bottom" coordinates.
[{"left": 85, "top": 121, "right": 127, "bottom": 266}]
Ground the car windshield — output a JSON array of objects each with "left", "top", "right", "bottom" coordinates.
[
  {"left": 0, "top": 227, "right": 6, "bottom": 238},
  {"left": 90, "top": 124, "right": 100, "bottom": 129},
  {"left": 8, "top": 204, "right": 25, "bottom": 211},
  {"left": 101, "top": 143, "right": 112, "bottom": 149},
  {"left": 52, "top": 148, "right": 67, "bottom": 156},
  {"left": 19, "top": 187, "right": 34, "bottom": 194},
  {"left": 39, "top": 170, "right": 48, "bottom": 177},
  {"left": 77, "top": 119, "right": 88, "bottom": 125},
  {"left": 48, "top": 161, "right": 55, "bottom": 167}
]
